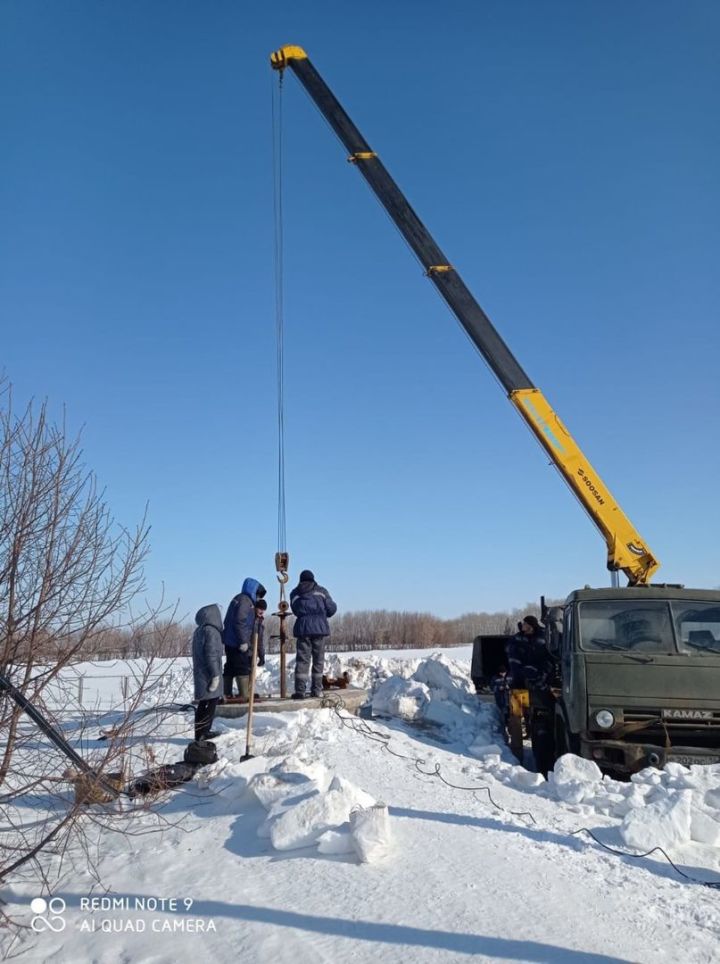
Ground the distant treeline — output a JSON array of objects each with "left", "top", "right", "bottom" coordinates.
[{"left": 45, "top": 605, "right": 557, "bottom": 661}]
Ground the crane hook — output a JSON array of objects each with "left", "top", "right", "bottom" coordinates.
[{"left": 275, "top": 551, "right": 289, "bottom": 584}]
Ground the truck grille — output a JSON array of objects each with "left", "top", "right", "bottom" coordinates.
[
  {"left": 621, "top": 709, "right": 720, "bottom": 748},
  {"left": 624, "top": 709, "right": 720, "bottom": 727}
]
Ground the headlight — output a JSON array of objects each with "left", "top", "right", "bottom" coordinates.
[{"left": 595, "top": 709, "right": 615, "bottom": 729}]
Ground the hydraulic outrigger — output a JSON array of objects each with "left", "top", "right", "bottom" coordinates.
[{"left": 270, "top": 45, "right": 659, "bottom": 586}]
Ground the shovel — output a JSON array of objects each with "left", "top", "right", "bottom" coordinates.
[{"left": 240, "top": 621, "right": 260, "bottom": 761}]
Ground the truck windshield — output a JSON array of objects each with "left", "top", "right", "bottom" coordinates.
[
  {"left": 672, "top": 602, "right": 720, "bottom": 655},
  {"left": 577, "top": 600, "right": 676, "bottom": 654}
]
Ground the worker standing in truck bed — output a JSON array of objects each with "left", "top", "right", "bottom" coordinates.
[{"left": 507, "top": 616, "right": 553, "bottom": 689}]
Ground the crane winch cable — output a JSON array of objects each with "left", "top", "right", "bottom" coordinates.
[
  {"left": 272, "top": 72, "right": 287, "bottom": 558},
  {"left": 272, "top": 73, "right": 291, "bottom": 695}
]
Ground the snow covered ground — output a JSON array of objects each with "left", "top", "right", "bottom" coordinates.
[{"left": 2, "top": 647, "right": 720, "bottom": 963}]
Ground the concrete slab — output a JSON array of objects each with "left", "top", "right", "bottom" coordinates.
[{"left": 215, "top": 688, "right": 369, "bottom": 718}]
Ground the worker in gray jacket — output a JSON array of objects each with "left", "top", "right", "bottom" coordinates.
[{"left": 192, "top": 604, "right": 223, "bottom": 741}]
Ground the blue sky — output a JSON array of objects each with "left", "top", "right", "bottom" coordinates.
[{"left": 1, "top": 1, "right": 718, "bottom": 621}]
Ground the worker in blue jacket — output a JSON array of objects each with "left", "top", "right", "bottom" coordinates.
[
  {"left": 290, "top": 569, "right": 337, "bottom": 699},
  {"left": 222, "top": 577, "right": 266, "bottom": 698},
  {"left": 231, "top": 599, "right": 267, "bottom": 699},
  {"left": 506, "top": 616, "right": 554, "bottom": 691}
]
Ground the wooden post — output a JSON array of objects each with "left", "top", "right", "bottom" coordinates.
[{"left": 241, "top": 623, "right": 260, "bottom": 761}]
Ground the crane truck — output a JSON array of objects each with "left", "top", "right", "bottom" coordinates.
[{"left": 270, "top": 45, "right": 720, "bottom": 775}]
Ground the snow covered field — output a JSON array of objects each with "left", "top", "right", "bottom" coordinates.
[{"left": 2, "top": 646, "right": 720, "bottom": 963}]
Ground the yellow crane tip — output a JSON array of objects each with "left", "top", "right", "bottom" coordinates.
[{"left": 270, "top": 45, "right": 308, "bottom": 69}]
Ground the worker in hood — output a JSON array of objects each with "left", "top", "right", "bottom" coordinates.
[
  {"left": 232, "top": 598, "right": 268, "bottom": 700},
  {"left": 222, "top": 578, "right": 267, "bottom": 698},
  {"left": 192, "top": 604, "right": 223, "bottom": 740}
]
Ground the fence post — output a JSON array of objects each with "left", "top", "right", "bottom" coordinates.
[
  {"left": 77, "top": 676, "right": 84, "bottom": 705},
  {"left": 121, "top": 676, "right": 129, "bottom": 703}
]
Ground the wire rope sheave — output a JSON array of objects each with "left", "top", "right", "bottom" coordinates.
[{"left": 270, "top": 45, "right": 308, "bottom": 71}]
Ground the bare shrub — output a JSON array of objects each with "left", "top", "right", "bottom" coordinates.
[{"left": 0, "top": 384, "right": 186, "bottom": 933}]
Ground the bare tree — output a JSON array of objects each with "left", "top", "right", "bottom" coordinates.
[{"left": 0, "top": 384, "right": 182, "bottom": 925}]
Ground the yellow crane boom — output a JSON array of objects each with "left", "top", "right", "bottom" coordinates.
[{"left": 270, "top": 45, "right": 660, "bottom": 586}]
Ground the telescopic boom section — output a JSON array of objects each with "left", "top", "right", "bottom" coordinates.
[{"left": 270, "top": 45, "right": 660, "bottom": 586}]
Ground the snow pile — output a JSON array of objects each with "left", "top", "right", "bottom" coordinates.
[
  {"left": 249, "top": 758, "right": 332, "bottom": 810},
  {"left": 617, "top": 763, "right": 720, "bottom": 848},
  {"left": 464, "top": 753, "right": 547, "bottom": 792},
  {"left": 323, "top": 652, "right": 422, "bottom": 691},
  {"left": 247, "top": 753, "right": 390, "bottom": 862},
  {"left": 548, "top": 754, "right": 603, "bottom": 804},
  {"left": 691, "top": 807, "right": 720, "bottom": 847},
  {"left": 527, "top": 754, "right": 720, "bottom": 849},
  {"left": 207, "top": 662, "right": 720, "bottom": 878},
  {"left": 257, "top": 649, "right": 445, "bottom": 698},
  {"left": 509, "top": 768, "right": 546, "bottom": 789},
  {"left": 350, "top": 804, "right": 392, "bottom": 863},
  {"left": 620, "top": 789, "right": 694, "bottom": 850},
  {"left": 371, "top": 675, "right": 429, "bottom": 720},
  {"left": 370, "top": 653, "right": 495, "bottom": 745},
  {"left": 630, "top": 764, "right": 720, "bottom": 848},
  {"left": 423, "top": 696, "right": 477, "bottom": 731},
  {"left": 8, "top": 647, "right": 720, "bottom": 964},
  {"left": 99, "top": 648, "right": 468, "bottom": 707},
  {"left": 466, "top": 740, "right": 505, "bottom": 762},
  {"left": 269, "top": 774, "right": 376, "bottom": 851},
  {"left": 251, "top": 651, "right": 429, "bottom": 698},
  {"left": 60, "top": 654, "right": 720, "bottom": 866},
  {"left": 413, "top": 655, "right": 475, "bottom": 703},
  {"left": 459, "top": 734, "right": 720, "bottom": 847}
]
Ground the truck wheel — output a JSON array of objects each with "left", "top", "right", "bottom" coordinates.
[{"left": 507, "top": 714, "right": 524, "bottom": 762}]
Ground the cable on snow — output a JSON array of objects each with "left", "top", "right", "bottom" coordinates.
[{"left": 321, "top": 695, "right": 720, "bottom": 891}]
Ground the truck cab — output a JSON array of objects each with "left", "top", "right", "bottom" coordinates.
[{"left": 547, "top": 587, "right": 720, "bottom": 775}]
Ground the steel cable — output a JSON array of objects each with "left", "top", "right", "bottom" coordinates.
[{"left": 272, "top": 74, "right": 287, "bottom": 554}]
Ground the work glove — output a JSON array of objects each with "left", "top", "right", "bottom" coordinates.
[
  {"left": 209, "top": 676, "right": 220, "bottom": 692},
  {"left": 257, "top": 657, "right": 265, "bottom": 667},
  {"left": 239, "top": 643, "right": 249, "bottom": 653}
]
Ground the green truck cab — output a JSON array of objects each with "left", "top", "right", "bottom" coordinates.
[{"left": 546, "top": 587, "right": 720, "bottom": 775}]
